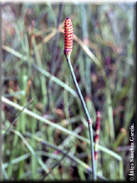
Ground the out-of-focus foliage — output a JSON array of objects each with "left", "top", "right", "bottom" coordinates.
[{"left": 2, "top": 2, "right": 135, "bottom": 181}]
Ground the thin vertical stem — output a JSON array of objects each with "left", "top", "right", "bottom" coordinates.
[
  {"left": 94, "top": 111, "right": 101, "bottom": 174},
  {"left": 0, "top": 4, "right": 2, "bottom": 180},
  {"left": 119, "top": 159, "right": 124, "bottom": 180},
  {"left": 65, "top": 53, "right": 96, "bottom": 180},
  {"left": 47, "top": 3, "right": 64, "bottom": 111}
]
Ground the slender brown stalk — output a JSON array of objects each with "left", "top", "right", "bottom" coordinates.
[{"left": 94, "top": 111, "right": 101, "bottom": 171}]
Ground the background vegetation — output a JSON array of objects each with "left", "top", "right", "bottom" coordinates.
[{"left": 2, "top": 2, "right": 135, "bottom": 180}]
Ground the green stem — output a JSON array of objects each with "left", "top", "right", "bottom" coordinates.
[
  {"left": 2, "top": 96, "right": 123, "bottom": 161},
  {"left": 65, "top": 53, "right": 96, "bottom": 180},
  {"left": 25, "top": 131, "right": 108, "bottom": 181},
  {"left": 119, "top": 159, "right": 124, "bottom": 180}
]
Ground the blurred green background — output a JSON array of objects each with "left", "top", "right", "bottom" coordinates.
[{"left": 2, "top": 2, "right": 135, "bottom": 181}]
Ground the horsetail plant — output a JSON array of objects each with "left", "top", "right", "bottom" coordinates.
[
  {"left": 64, "top": 17, "right": 96, "bottom": 180},
  {"left": 94, "top": 111, "right": 101, "bottom": 173}
]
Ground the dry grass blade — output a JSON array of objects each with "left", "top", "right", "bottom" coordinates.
[
  {"left": 2, "top": 98, "right": 33, "bottom": 139},
  {"left": 41, "top": 143, "right": 73, "bottom": 180}
]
